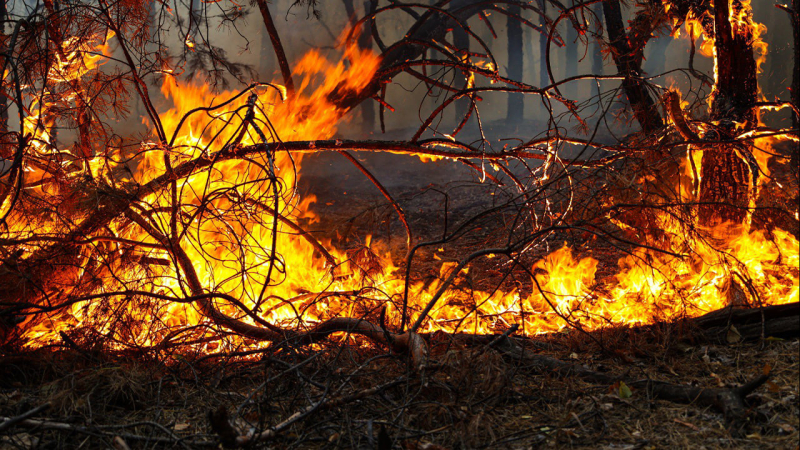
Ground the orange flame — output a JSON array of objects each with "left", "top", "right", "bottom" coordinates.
[{"left": 10, "top": 18, "right": 799, "bottom": 353}]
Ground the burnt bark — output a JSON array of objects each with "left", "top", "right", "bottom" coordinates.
[
  {"left": 699, "top": 0, "right": 759, "bottom": 227},
  {"left": 791, "top": 0, "right": 799, "bottom": 170},
  {"left": 538, "top": 0, "right": 548, "bottom": 89},
  {"left": 711, "top": 0, "right": 758, "bottom": 126},
  {"left": 692, "top": 302, "right": 800, "bottom": 341},
  {"left": 591, "top": 3, "right": 604, "bottom": 99},
  {"left": 601, "top": 0, "right": 663, "bottom": 134},
  {"left": 453, "top": 25, "right": 471, "bottom": 121},
  {"left": 256, "top": 0, "right": 294, "bottom": 95},
  {"left": 0, "top": 0, "right": 7, "bottom": 143}
]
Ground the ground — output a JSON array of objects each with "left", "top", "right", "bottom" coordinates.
[
  {"left": 1, "top": 328, "right": 798, "bottom": 448},
  {"left": 1, "top": 120, "right": 798, "bottom": 449}
]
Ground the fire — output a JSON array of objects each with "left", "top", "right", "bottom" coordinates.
[
  {"left": 49, "top": 31, "right": 116, "bottom": 83},
  {"left": 5, "top": 9, "right": 799, "bottom": 354}
]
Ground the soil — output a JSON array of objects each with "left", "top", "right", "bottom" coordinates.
[
  {"left": 1, "top": 327, "right": 797, "bottom": 449},
  {"left": 1, "top": 120, "right": 798, "bottom": 449}
]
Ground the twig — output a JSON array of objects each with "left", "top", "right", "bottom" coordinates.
[
  {"left": 233, "top": 377, "right": 405, "bottom": 447},
  {"left": 0, "top": 403, "right": 51, "bottom": 432}
]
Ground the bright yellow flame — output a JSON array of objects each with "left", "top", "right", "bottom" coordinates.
[{"left": 11, "top": 19, "right": 800, "bottom": 353}]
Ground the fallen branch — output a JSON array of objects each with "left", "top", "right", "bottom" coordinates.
[
  {"left": 690, "top": 301, "right": 800, "bottom": 342},
  {"left": 0, "top": 403, "right": 51, "bottom": 433},
  {"left": 0, "top": 138, "right": 614, "bottom": 316},
  {"left": 491, "top": 332, "right": 771, "bottom": 434},
  {"left": 220, "top": 377, "right": 406, "bottom": 447},
  {"left": 0, "top": 416, "right": 214, "bottom": 447}
]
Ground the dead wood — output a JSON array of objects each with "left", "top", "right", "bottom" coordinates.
[
  {"left": 0, "top": 415, "right": 214, "bottom": 447},
  {"left": 600, "top": 0, "right": 664, "bottom": 134},
  {"left": 431, "top": 303, "right": 800, "bottom": 355},
  {"left": 0, "top": 138, "right": 607, "bottom": 320},
  {"left": 689, "top": 301, "right": 800, "bottom": 342},
  {"left": 337, "top": 150, "right": 412, "bottom": 251},
  {"left": 0, "top": 403, "right": 50, "bottom": 433},
  {"left": 111, "top": 436, "right": 132, "bottom": 450},
  {"left": 490, "top": 333, "right": 771, "bottom": 434},
  {"left": 426, "top": 303, "right": 798, "bottom": 434},
  {"left": 663, "top": 90, "right": 700, "bottom": 142},
  {"left": 225, "top": 377, "right": 406, "bottom": 447},
  {"left": 254, "top": 0, "right": 294, "bottom": 95}
]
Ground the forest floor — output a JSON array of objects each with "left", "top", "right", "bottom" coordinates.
[
  {"left": 2, "top": 121, "right": 798, "bottom": 449},
  {"left": 1, "top": 322, "right": 798, "bottom": 449}
]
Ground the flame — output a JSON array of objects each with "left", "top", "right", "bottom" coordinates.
[
  {"left": 9, "top": 15, "right": 799, "bottom": 353},
  {"left": 49, "top": 31, "right": 116, "bottom": 83}
]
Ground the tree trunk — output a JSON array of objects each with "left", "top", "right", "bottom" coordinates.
[
  {"left": 507, "top": 4, "right": 523, "bottom": 122},
  {"left": 0, "top": 0, "right": 7, "bottom": 149},
  {"left": 342, "top": 0, "right": 375, "bottom": 132},
  {"left": 699, "top": 0, "right": 759, "bottom": 227},
  {"left": 359, "top": 1, "right": 375, "bottom": 133},
  {"left": 791, "top": 0, "right": 799, "bottom": 170},
  {"left": 257, "top": 0, "right": 294, "bottom": 94},
  {"left": 601, "top": 0, "right": 663, "bottom": 134},
  {"left": 538, "top": 0, "right": 548, "bottom": 118},
  {"left": 453, "top": 26, "right": 471, "bottom": 122},
  {"left": 711, "top": 0, "right": 758, "bottom": 126}
]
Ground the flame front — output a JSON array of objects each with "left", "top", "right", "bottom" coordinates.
[{"left": 6, "top": 10, "right": 798, "bottom": 354}]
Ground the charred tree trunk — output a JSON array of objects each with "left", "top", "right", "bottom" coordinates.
[
  {"left": 698, "top": 0, "right": 759, "bottom": 227},
  {"left": 791, "top": 0, "right": 799, "bottom": 170},
  {"left": 0, "top": 0, "right": 7, "bottom": 146},
  {"left": 601, "top": 0, "right": 663, "bottom": 134},
  {"left": 359, "top": 1, "right": 375, "bottom": 133},
  {"left": 257, "top": 0, "right": 294, "bottom": 95},
  {"left": 538, "top": 0, "right": 548, "bottom": 88},
  {"left": 711, "top": 1, "right": 758, "bottom": 126},
  {"left": 453, "top": 26, "right": 471, "bottom": 122},
  {"left": 341, "top": 0, "right": 375, "bottom": 132},
  {"left": 538, "top": 0, "right": 548, "bottom": 117},
  {"left": 507, "top": 4, "right": 523, "bottom": 122}
]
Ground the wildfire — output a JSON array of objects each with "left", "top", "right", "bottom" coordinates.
[{"left": 5, "top": 8, "right": 799, "bottom": 354}]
